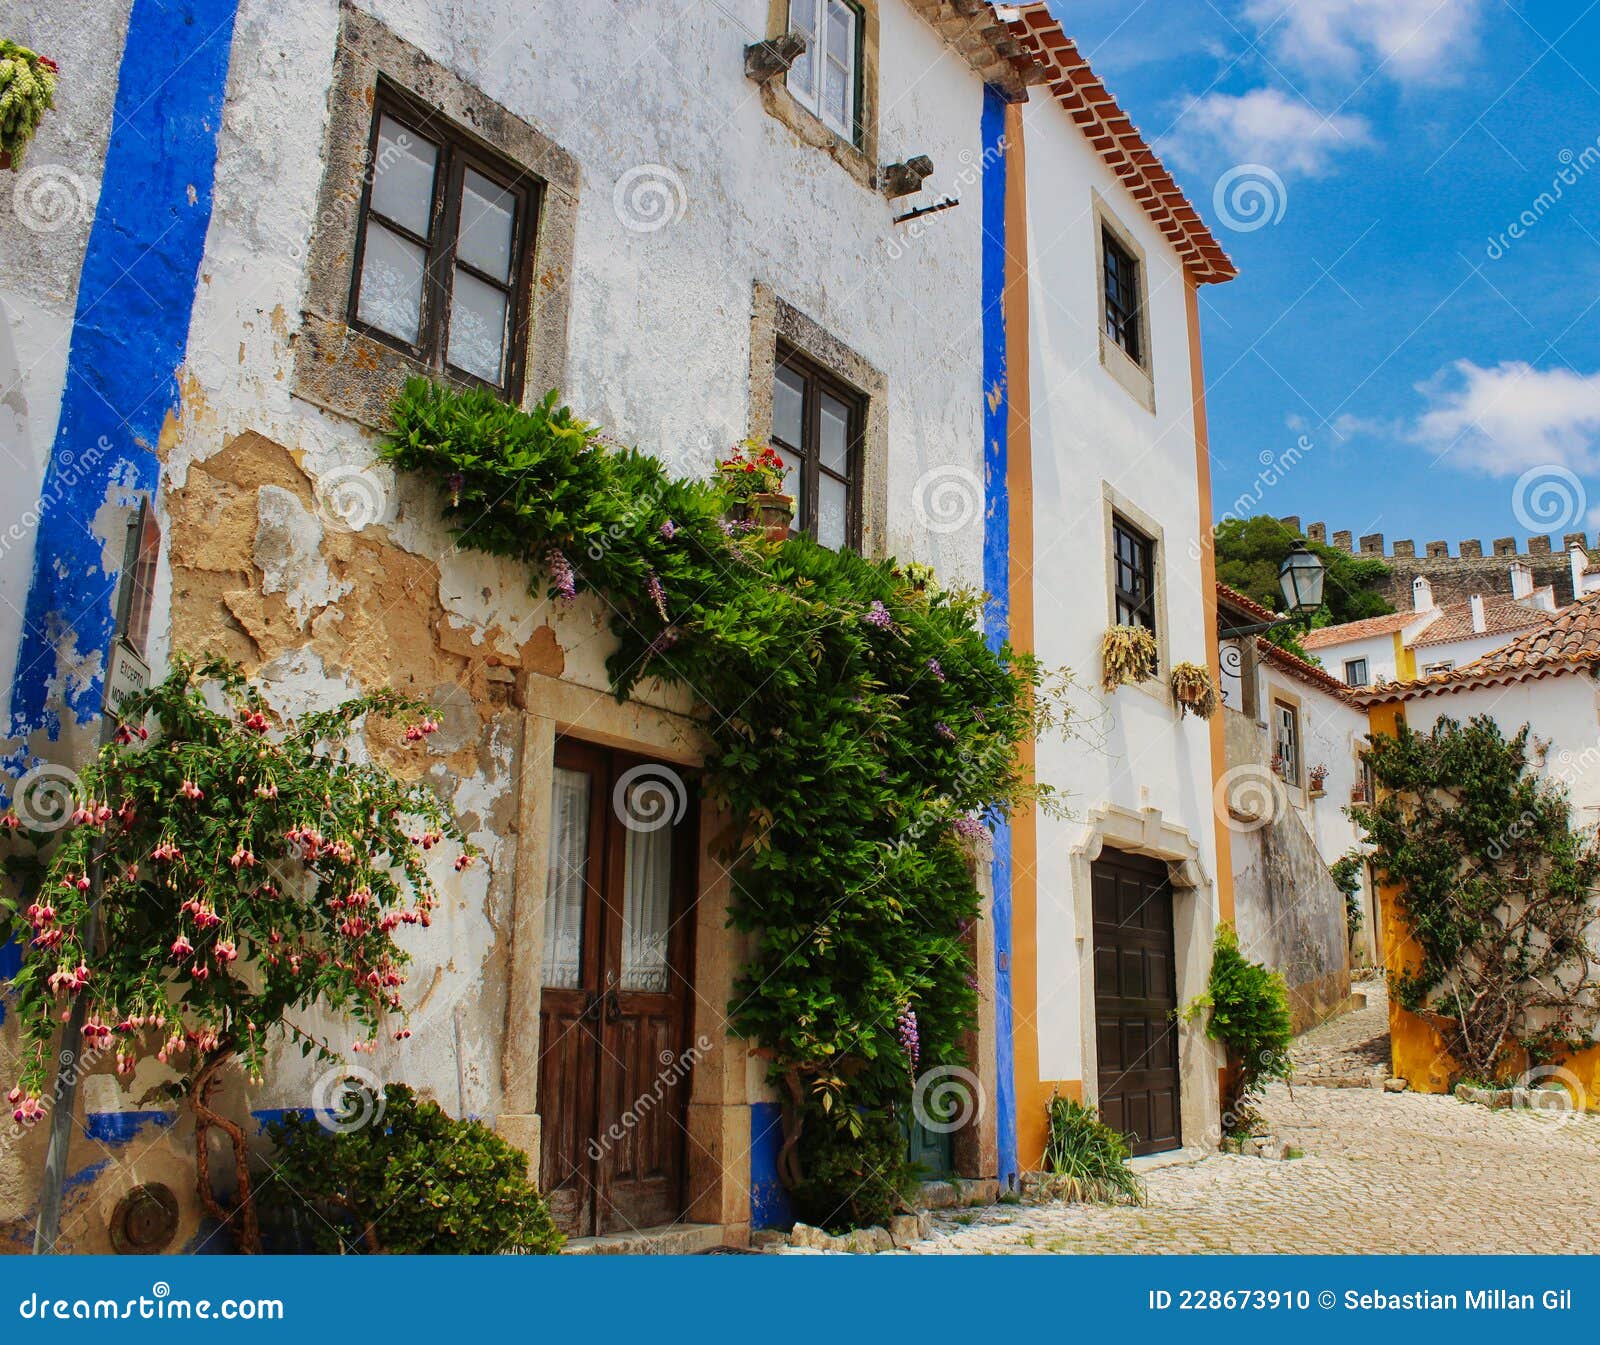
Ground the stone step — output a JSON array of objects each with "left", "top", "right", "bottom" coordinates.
[{"left": 561, "top": 1222, "right": 729, "bottom": 1255}]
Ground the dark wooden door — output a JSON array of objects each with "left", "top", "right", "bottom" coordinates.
[
  {"left": 536, "top": 741, "right": 697, "bottom": 1236},
  {"left": 1091, "top": 850, "right": 1181, "bottom": 1155}
]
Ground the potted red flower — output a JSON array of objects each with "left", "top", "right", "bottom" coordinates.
[{"left": 716, "top": 440, "right": 793, "bottom": 541}]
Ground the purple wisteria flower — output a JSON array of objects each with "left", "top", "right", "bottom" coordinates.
[
  {"left": 447, "top": 472, "right": 465, "bottom": 507},
  {"left": 952, "top": 813, "right": 987, "bottom": 842},
  {"left": 647, "top": 570, "right": 669, "bottom": 621},
  {"left": 926, "top": 657, "right": 946, "bottom": 682},
  {"left": 659, "top": 519, "right": 677, "bottom": 540},
  {"left": 896, "top": 1005, "right": 921, "bottom": 1070},
  {"left": 935, "top": 722, "right": 957, "bottom": 743},
  {"left": 864, "top": 600, "right": 894, "bottom": 630},
  {"left": 547, "top": 547, "right": 577, "bottom": 605}
]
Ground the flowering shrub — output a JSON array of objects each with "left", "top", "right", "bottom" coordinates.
[
  {"left": 381, "top": 379, "right": 1069, "bottom": 1211},
  {"left": 264, "top": 1084, "right": 561, "bottom": 1254},
  {"left": 714, "top": 440, "right": 787, "bottom": 503},
  {"left": 1, "top": 655, "right": 471, "bottom": 1252}
]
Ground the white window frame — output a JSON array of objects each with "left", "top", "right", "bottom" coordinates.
[
  {"left": 786, "top": 0, "right": 860, "bottom": 143},
  {"left": 1422, "top": 659, "right": 1455, "bottom": 675},
  {"left": 1274, "top": 700, "right": 1301, "bottom": 788},
  {"left": 1343, "top": 657, "right": 1368, "bottom": 688}
]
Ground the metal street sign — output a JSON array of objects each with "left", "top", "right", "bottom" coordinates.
[{"left": 104, "top": 640, "right": 150, "bottom": 720}]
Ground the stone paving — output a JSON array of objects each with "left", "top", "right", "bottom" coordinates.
[
  {"left": 909, "top": 985, "right": 1600, "bottom": 1254},
  {"left": 1290, "top": 978, "right": 1391, "bottom": 1081}
]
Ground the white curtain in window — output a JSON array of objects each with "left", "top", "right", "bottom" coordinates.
[
  {"left": 541, "top": 768, "right": 590, "bottom": 989},
  {"left": 621, "top": 799, "right": 673, "bottom": 992}
]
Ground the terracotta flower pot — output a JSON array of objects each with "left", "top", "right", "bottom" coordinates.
[{"left": 749, "top": 491, "right": 794, "bottom": 542}]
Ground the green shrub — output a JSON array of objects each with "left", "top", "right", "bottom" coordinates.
[
  {"left": 1040, "top": 1094, "right": 1144, "bottom": 1205},
  {"left": 1187, "top": 925, "right": 1294, "bottom": 1133},
  {"left": 789, "top": 1107, "right": 917, "bottom": 1233},
  {"left": 1330, "top": 851, "right": 1365, "bottom": 938},
  {"left": 264, "top": 1083, "right": 562, "bottom": 1254}
]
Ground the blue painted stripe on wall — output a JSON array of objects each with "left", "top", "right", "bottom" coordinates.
[
  {"left": 4, "top": 0, "right": 239, "bottom": 760},
  {"left": 0, "top": 937, "right": 20, "bottom": 1025},
  {"left": 979, "top": 85, "right": 1018, "bottom": 1190},
  {"left": 84, "top": 1110, "right": 175, "bottom": 1145}
]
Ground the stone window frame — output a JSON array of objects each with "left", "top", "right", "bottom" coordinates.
[
  {"left": 1270, "top": 688, "right": 1305, "bottom": 795},
  {"left": 747, "top": 283, "right": 888, "bottom": 558},
  {"left": 1101, "top": 482, "right": 1171, "bottom": 706},
  {"left": 757, "top": 0, "right": 880, "bottom": 191},
  {"left": 1092, "top": 191, "right": 1156, "bottom": 415},
  {"left": 292, "top": 3, "right": 579, "bottom": 428}
]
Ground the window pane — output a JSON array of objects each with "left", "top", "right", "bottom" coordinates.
[
  {"left": 541, "top": 768, "right": 590, "bottom": 990},
  {"left": 775, "top": 444, "right": 803, "bottom": 514},
  {"left": 774, "top": 365, "right": 805, "bottom": 447},
  {"left": 817, "top": 473, "right": 847, "bottom": 550},
  {"left": 823, "top": 57, "right": 849, "bottom": 131},
  {"left": 448, "top": 269, "right": 510, "bottom": 384},
  {"left": 356, "top": 222, "right": 426, "bottom": 344},
  {"left": 371, "top": 115, "right": 438, "bottom": 237},
  {"left": 819, "top": 392, "right": 849, "bottom": 473},
  {"left": 620, "top": 805, "right": 673, "bottom": 993},
  {"left": 826, "top": 1, "right": 854, "bottom": 65},
  {"left": 788, "top": 0, "right": 817, "bottom": 100},
  {"left": 458, "top": 168, "right": 516, "bottom": 282}
]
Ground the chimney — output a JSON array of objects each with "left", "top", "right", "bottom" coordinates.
[
  {"left": 1510, "top": 560, "right": 1534, "bottom": 601},
  {"left": 1572, "top": 543, "right": 1597, "bottom": 599},
  {"left": 1470, "top": 593, "right": 1487, "bottom": 634},
  {"left": 1413, "top": 576, "right": 1434, "bottom": 612}
]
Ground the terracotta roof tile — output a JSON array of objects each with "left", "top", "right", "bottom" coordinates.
[
  {"left": 1361, "top": 594, "right": 1600, "bottom": 702},
  {"left": 1257, "top": 639, "right": 1357, "bottom": 701},
  {"left": 1215, "top": 581, "right": 1279, "bottom": 624},
  {"left": 1004, "top": 4, "right": 1236, "bottom": 285},
  {"left": 1411, "top": 595, "right": 1556, "bottom": 648},
  {"left": 1300, "top": 610, "right": 1429, "bottom": 649}
]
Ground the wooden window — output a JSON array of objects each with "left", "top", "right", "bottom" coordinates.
[
  {"left": 771, "top": 344, "right": 864, "bottom": 550},
  {"left": 1103, "top": 228, "right": 1143, "bottom": 365},
  {"left": 1112, "top": 516, "right": 1156, "bottom": 631},
  {"left": 786, "top": 0, "right": 862, "bottom": 143},
  {"left": 1273, "top": 700, "right": 1301, "bottom": 787},
  {"left": 1343, "top": 657, "right": 1369, "bottom": 688},
  {"left": 350, "top": 88, "right": 540, "bottom": 399}
]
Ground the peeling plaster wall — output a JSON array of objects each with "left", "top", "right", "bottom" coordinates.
[{"left": 3, "top": 0, "right": 992, "bottom": 1248}]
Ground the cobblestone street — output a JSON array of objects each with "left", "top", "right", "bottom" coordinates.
[{"left": 911, "top": 988, "right": 1600, "bottom": 1254}]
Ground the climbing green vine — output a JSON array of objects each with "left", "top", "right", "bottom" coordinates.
[{"left": 380, "top": 379, "right": 1070, "bottom": 1193}]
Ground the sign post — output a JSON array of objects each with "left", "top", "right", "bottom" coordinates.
[{"left": 32, "top": 497, "right": 158, "bottom": 1254}]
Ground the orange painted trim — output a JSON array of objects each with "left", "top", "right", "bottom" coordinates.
[
  {"left": 1185, "top": 277, "right": 1234, "bottom": 925},
  {"left": 1000, "top": 99, "right": 1056, "bottom": 1172}
]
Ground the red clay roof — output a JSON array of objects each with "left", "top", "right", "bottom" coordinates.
[
  {"left": 1362, "top": 594, "right": 1600, "bottom": 703},
  {"left": 1258, "top": 639, "right": 1357, "bottom": 701},
  {"left": 1215, "top": 581, "right": 1279, "bottom": 624},
  {"left": 1004, "top": 3, "right": 1236, "bottom": 285},
  {"left": 1411, "top": 595, "right": 1556, "bottom": 648},
  {"left": 1300, "top": 610, "right": 1428, "bottom": 650}
]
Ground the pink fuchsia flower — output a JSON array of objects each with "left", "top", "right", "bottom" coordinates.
[
  {"left": 228, "top": 845, "right": 256, "bottom": 869},
  {"left": 179, "top": 779, "right": 203, "bottom": 800},
  {"left": 215, "top": 940, "right": 239, "bottom": 963},
  {"left": 1, "top": 813, "right": 20, "bottom": 830},
  {"left": 454, "top": 853, "right": 474, "bottom": 872},
  {"left": 241, "top": 710, "right": 269, "bottom": 734},
  {"left": 448, "top": 472, "right": 465, "bottom": 507},
  {"left": 170, "top": 934, "right": 194, "bottom": 960},
  {"left": 152, "top": 841, "right": 180, "bottom": 862},
  {"left": 393, "top": 1028, "right": 412, "bottom": 1041},
  {"left": 255, "top": 782, "right": 278, "bottom": 799},
  {"left": 13, "top": 1095, "right": 45, "bottom": 1125}
]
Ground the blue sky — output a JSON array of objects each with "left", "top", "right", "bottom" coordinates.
[{"left": 1058, "top": 0, "right": 1600, "bottom": 554}]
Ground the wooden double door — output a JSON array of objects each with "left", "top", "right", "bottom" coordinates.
[
  {"left": 536, "top": 740, "right": 698, "bottom": 1237},
  {"left": 1091, "top": 850, "right": 1182, "bottom": 1155}
]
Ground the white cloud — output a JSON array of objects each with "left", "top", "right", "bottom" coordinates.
[
  {"left": 1411, "top": 361, "right": 1600, "bottom": 474},
  {"left": 1165, "top": 87, "right": 1371, "bottom": 177},
  {"left": 1242, "top": 0, "right": 1485, "bottom": 88}
]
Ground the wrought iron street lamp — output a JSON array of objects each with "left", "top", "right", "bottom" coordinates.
[{"left": 1218, "top": 542, "right": 1327, "bottom": 638}]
